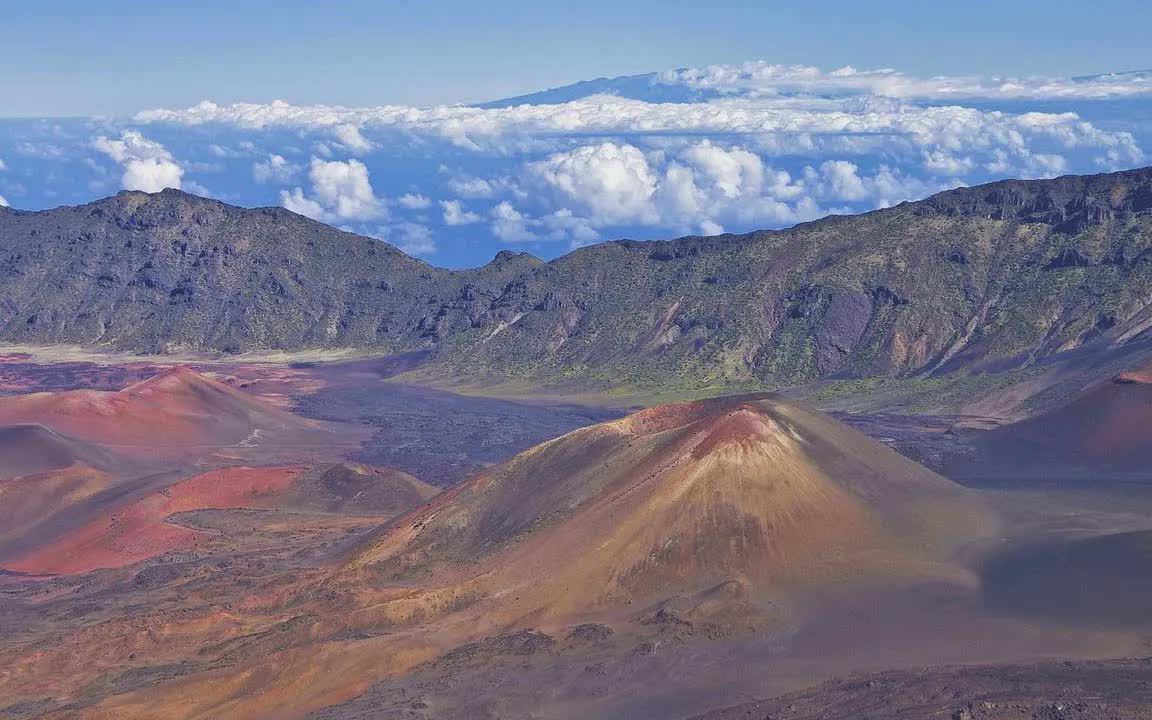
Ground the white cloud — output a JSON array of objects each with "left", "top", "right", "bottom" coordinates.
[
  {"left": 397, "top": 193, "right": 432, "bottom": 209},
  {"left": 441, "top": 199, "right": 482, "bottom": 225},
  {"left": 135, "top": 92, "right": 1143, "bottom": 172},
  {"left": 490, "top": 201, "right": 537, "bottom": 242},
  {"left": 94, "top": 62, "right": 1149, "bottom": 248},
  {"left": 92, "top": 130, "right": 183, "bottom": 192},
  {"left": 184, "top": 180, "right": 216, "bottom": 198},
  {"left": 498, "top": 140, "right": 957, "bottom": 238},
  {"left": 539, "top": 208, "right": 599, "bottom": 245},
  {"left": 659, "top": 62, "right": 1152, "bottom": 101},
  {"left": 333, "top": 124, "right": 375, "bottom": 153},
  {"left": 699, "top": 220, "right": 724, "bottom": 235},
  {"left": 921, "top": 150, "right": 975, "bottom": 176},
  {"left": 0, "top": 158, "right": 6, "bottom": 171},
  {"left": 445, "top": 175, "right": 499, "bottom": 198},
  {"left": 807, "top": 161, "right": 951, "bottom": 208},
  {"left": 252, "top": 153, "right": 301, "bottom": 184},
  {"left": 281, "top": 157, "right": 386, "bottom": 222},
  {"left": 527, "top": 142, "right": 659, "bottom": 225},
  {"left": 680, "top": 141, "right": 765, "bottom": 199},
  {"left": 207, "top": 142, "right": 252, "bottom": 157},
  {"left": 280, "top": 188, "right": 327, "bottom": 218},
  {"left": 366, "top": 223, "right": 436, "bottom": 255},
  {"left": 392, "top": 223, "right": 435, "bottom": 255},
  {"left": 0, "top": 194, "right": 8, "bottom": 207},
  {"left": 519, "top": 141, "right": 814, "bottom": 231}
]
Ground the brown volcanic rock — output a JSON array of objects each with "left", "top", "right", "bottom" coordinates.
[{"left": 348, "top": 393, "right": 996, "bottom": 620}]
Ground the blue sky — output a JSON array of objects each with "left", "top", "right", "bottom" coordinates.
[
  {"left": 1, "top": 2, "right": 1151, "bottom": 267},
  {"left": 5, "top": 1, "right": 1152, "bottom": 116}
]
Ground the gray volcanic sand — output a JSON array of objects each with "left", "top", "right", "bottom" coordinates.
[{"left": 295, "top": 359, "right": 623, "bottom": 486}]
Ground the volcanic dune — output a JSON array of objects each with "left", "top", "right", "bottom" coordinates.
[
  {"left": 951, "top": 365, "right": 1152, "bottom": 480},
  {"left": 0, "top": 394, "right": 999, "bottom": 720},
  {"left": 0, "top": 423, "right": 121, "bottom": 480},
  {"left": 349, "top": 393, "right": 997, "bottom": 622},
  {"left": 0, "top": 425, "right": 140, "bottom": 556},
  {"left": 3, "top": 463, "right": 439, "bottom": 576},
  {"left": 287, "top": 463, "right": 441, "bottom": 516},
  {"left": 0, "top": 367, "right": 327, "bottom": 460}
]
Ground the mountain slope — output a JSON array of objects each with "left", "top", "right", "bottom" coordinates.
[{"left": 3, "top": 168, "right": 1152, "bottom": 390}]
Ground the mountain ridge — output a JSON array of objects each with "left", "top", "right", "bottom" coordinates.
[{"left": 3, "top": 167, "right": 1152, "bottom": 392}]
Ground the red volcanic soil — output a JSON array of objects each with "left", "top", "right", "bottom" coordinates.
[
  {"left": 2, "top": 462, "right": 440, "bottom": 575},
  {"left": 0, "top": 367, "right": 321, "bottom": 459},
  {"left": 1116, "top": 362, "right": 1152, "bottom": 384},
  {"left": 3, "top": 465, "right": 304, "bottom": 575}
]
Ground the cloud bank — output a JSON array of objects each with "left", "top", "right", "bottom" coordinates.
[{"left": 1, "top": 61, "right": 1149, "bottom": 264}]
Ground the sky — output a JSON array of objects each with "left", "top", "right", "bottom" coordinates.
[{"left": 1, "top": 2, "right": 1151, "bottom": 267}]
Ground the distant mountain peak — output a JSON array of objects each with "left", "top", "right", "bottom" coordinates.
[{"left": 489, "top": 249, "right": 542, "bottom": 265}]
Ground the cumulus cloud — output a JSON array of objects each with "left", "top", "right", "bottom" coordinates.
[
  {"left": 391, "top": 223, "right": 435, "bottom": 255},
  {"left": 184, "top": 180, "right": 216, "bottom": 198},
  {"left": 0, "top": 194, "right": 8, "bottom": 207},
  {"left": 445, "top": 175, "right": 500, "bottom": 198},
  {"left": 806, "top": 161, "right": 952, "bottom": 207},
  {"left": 135, "top": 92, "right": 1143, "bottom": 172},
  {"left": 366, "top": 223, "right": 436, "bottom": 255},
  {"left": 699, "top": 220, "right": 724, "bottom": 235},
  {"left": 333, "top": 124, "right": 375, "bottom": 153},
  {"left": 539, "top": 208, "right": 600, "bottom": 246},
  {"left": 490, "top": 201, "right": 536, "bottom": 242},
  {"left": 56, "top": 61, "right": 1149, "bottom": 251},
  {"left": 497, "top": 140, "right": 957, "bottom": 239},
  {"left": 92, "top": 130, "right": 184, "bottom": 192},
  {"left": 441, "top": 199, "right": 482, "bottom": 225},
  {"left": 517, "top": 141, "right": 798, "bottom": 231},
  {"left": 281, "top": 157, "right": 386, "bottom": 222},
  {"left": 397, "top": 193, "right": 432, "bottom": 209},
  {"left": 528, "top": 143, "right": 659, "bottom": 225},
  {"left": 252, "top": 153, "right": 301, "bottom": 184}
]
